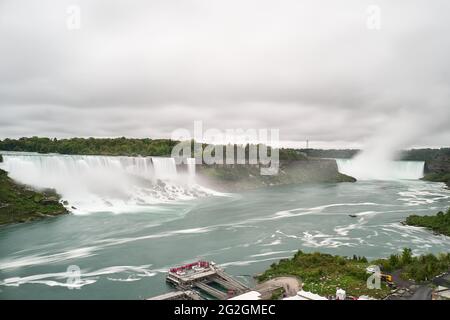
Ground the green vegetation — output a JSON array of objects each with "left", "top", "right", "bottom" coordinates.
[
  {"left": 422, "top": 172, "right": 450, "bottom": 188},
  {"left": 259, "top": 249, "right": 450, "bottom": 298},
  {"left": 405, "top": 208, "right": 450, "bottom": 237},
  {"left": 278, "top": 148, "right": 308, "bottom": 161},
  {"left": 0, "top": 137, "right": 308, "bottom": 161},
  {"left": 0, "top": 168, "right": 67, "bottom": 225},
  {"left": 0, "top": 137, "right": 179, "bottom": 157},
  {"left": 270, "top": 288, "right": 285, "bottom": 300},
  {"left": 197, "top": 160, "right": 355, "bottom": 191},
  {"left": 373, "top": 248, "right": 450, "bottom": 282},
  {"left": 2, "top": 138, "right": 448, "bottom": 163},
  {"left": 401, "top": 148, "right": 450, "bottom": 161},
  {"left": 258, "top": 251, "right": 391, "bottom": 299},
  {"left": 300, "top": 149, "right": 359, "bottom": 159}
]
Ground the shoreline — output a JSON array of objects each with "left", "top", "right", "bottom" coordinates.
[{"left": 0, "top": 166, "right": 68, "bottom": 226}]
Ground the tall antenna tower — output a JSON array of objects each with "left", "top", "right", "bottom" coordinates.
[{"left": 306, "top": 139, "right": 309, "bottom": 149}]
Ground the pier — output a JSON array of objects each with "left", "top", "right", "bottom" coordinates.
[
  {"left": 153, "top": 260, "right": 250, "bottom": 300},
  {"left": 147, "top": 290, "right": 203, "bottom": 300}
]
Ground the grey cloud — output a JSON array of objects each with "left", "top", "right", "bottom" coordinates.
[{"left": 0, "top": 0, "right": 449, "bottom": 149}]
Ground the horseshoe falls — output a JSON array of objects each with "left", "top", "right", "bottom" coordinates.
[{"left": 336, "top": 159, "right": 425, "bottom": 180}]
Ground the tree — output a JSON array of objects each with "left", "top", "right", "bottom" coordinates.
[
  {"left": 401, "top": 248, "right": 413, "bottom": 266},
  {"left": 389, "top": 254, "right": 400, "bottom": 269}
]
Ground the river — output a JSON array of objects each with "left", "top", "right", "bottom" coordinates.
[{"left": 0, "top": 154, "right": 449, "bottom": 299}]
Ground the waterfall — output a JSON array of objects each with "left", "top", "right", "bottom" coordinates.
[
  {"left": 336, "top": 159, "right": 425, "bottom": 180},
  {"left": 0, "top": 153, "right": 206, "bottom": 214},
  {"left": 186, "top": 158, "right": 196, "bottom": 177},
  {"left": 151, "top": 157, "right": 177, "bottom": 180}
]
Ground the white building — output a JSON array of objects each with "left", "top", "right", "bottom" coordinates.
[
  {"left": 283, "top": 290, "right": 328, "bottom": 300},
  {"left": 336, "top": 288, "right": 346, "bottom": 300},
  {"left": 229, "top": 291, "right": 261, "bottom": 300}
]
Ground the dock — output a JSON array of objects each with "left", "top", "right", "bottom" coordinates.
[
  {"left": 147, "top": 290, "right": 203, "bottom": 300},
  {"left": 151, "top": 260, "right": 250, "bottom": 300}
]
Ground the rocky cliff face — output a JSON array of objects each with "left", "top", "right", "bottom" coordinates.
[
  {"left": 196, "top": 159, "right": 355, "bottom": 192},
  {"left": 423, "top": 154, "right": 450, "bottom": 187},
  {"left": 425, "top": 154, "right": 450, "bottom": 174},
  {"left": 0, "top": 168, "right": 68, "bottom": 225}
]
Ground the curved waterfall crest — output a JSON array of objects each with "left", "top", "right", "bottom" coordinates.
[{"left": 336, "top": 158, "right": 425, "bottom": 180}]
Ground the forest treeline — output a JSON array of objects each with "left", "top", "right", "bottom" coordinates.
[{"left": 0, "top": 137, "right": 307, "bottom": 161}]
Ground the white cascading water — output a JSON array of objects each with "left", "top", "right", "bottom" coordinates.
[
  {"left": 336, "top": 158, "right": 425, "bottom": 180},
  {"left": 0, "top": 153, "right": 211, "bottom": 214},
  {"left": 151, "top": 157, "right": 177, "bottom": 180},
  {"left": 186, "top": 158, "right": 196, "bottom": 178}
]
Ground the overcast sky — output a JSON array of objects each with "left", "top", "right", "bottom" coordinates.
[{"left": 1, "top": 0, "right": 449, "bottom": 149}]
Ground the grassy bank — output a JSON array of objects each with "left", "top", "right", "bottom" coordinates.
[
  {"left": 422, "top": 172, "right": 450, "bottom": 188},
  {"left": 0, "top": 167, "right": 68, "bottom": 225},
  {"left": 258, "top": 249, "right": 450, "bottom": 298},
  {"left": 373, "top": 248, "right": 450, "bottom": 282},
  {"left": 258, "top": 251, "right": 391, "bottom": 299},
  {"left": 405, "top": 208, "right": 450, "bottom": 237}
]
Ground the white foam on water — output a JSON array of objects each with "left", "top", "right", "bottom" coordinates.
[
  {"left": 333, "top": 211, "right": 378, "bottom": 236},
  {"left": 262, "top": 239, "right": 283, "bottom": 246},
  {"left": 0, "top": 225, "right": 217, "bottom": 272},
  {"left": 0, "top": 264, "right": 157, "bottom": 288},
  {"left": 260, "top": 202, "right": 386, "bottom": 222},
  {"left": 250, "top": 250, "right": 294, "bottom": 258},
  {"left": 95, "top": 226, "right": 215, "bottom": 247},
  {"left": 220, "top": 256, "right": 292, "bottom": 268},
  {"left": 397, "top": 185, "right": 450, "bottom": 206},
  {"left": 0, "top": 246, "right": 98, "bottom": 270},
  {"left": 276, "top": 229, "right": 361, "bottom": 249},
  {"left": 107, "top": 277, "right": 141, "bottom": 282}
]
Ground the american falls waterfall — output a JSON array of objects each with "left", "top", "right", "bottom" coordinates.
[
  {"left": 186, "top": 158, "right": 196, "bottom": 177},
  {"left": 336, "top": 159, "right": 425, "bottom": 180},
  {"left": 0, "top": 153, "right": 211, "bottom": 214}
]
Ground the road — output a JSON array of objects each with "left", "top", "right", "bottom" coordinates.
[{"left": 410, "top": 286, "right": 432, "bottom": 300}]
